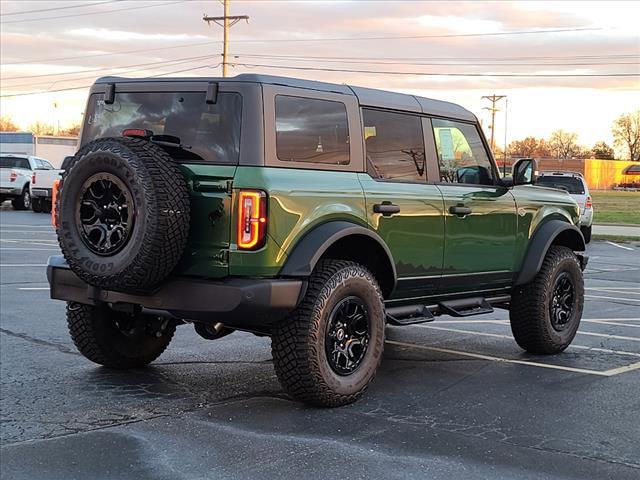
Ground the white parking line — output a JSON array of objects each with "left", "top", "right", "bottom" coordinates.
[
  {"left": 1, "top": 240, "right": 58, "bottom": 247},
  {"left": 586, "top": 294, "right": 640, "bottom": 303},
  {"left": 0, "top": 264, "right": 47, "bottom": 267},
  {"left": 413, "top": 324, "right": 640, "bottom": 354},
  {"left": 0, "top": 225, "right": 52, "bottom": 228},
  {"left": 586, "top": 289, "right": 640, "bottom": 296},
  {"left": 386, "top": 340, "right": 640, "bottom": 377},
  {"left": 606, "top": 241, "right": 635, "bottom": 251},
  {"left": 0, "top": 230, "right": 56, "bottom": 234},
  {"left": 0, "top": 248, "right": 59, "bottom": 251},
  {"left": 386, "top": 340, "right": 612, "bottom": 376},
  {"left": 584, "top": 319, "right": 640, "bottom": 329},
  {"left": 17, "top": 287, "right": 49, "bottom": 290}
]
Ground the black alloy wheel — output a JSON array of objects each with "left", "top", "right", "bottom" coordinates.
[
  {"left": 76, "top": 173, "right": 134, "bottom": 256},
  {"left": 325, "top": 296, "right": 370, "bottom": 375},
  {"left": 549, "top": 272, "right": 575, "bottom": 331}
]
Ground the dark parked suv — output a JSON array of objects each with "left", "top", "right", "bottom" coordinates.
[{"left": 48, "top": 74, "right": 587, "bottom": 406}]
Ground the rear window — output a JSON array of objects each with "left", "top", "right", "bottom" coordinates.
[
  {"left": 82, "top": 91, "right": 242, "bottom": 164},
  {"left": 536, "top": 176, "right": 585, "bottom": 194},
  {"left": 0, "top": 157, "right": 30, "bottom": 169}
]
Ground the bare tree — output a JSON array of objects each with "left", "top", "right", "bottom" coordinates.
[
  {"left": 548, "top": 130, "right": 580, "bottom": 158},
  {"left": 612, "top": 110, "right": 640, "bottom": 161},
  {"left": 592, "top": 141, "right": 614, "bottom": 159},
  {"left": 0, "top": 116, "right": 20, "bottom": 132},
  {"left": 28, "top": 121, "right": 55, "bottom": 136}
]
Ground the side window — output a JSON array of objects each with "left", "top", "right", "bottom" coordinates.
[
  {"left": 275, "top": 95, "right": 350, "bottom": 165},
  {"left": 34, "top": 159, "right": 45, "bottom": 169},
  {"left": 363, "top": 109, "right": 425, "bottom": 182},
  {"left": 432, "top": 119, "right": 494, "bottom": 185},
  {"left": 40, "top": 159, "right": 54, "bottom": 170}
]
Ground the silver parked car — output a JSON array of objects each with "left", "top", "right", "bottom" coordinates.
[{"left": 536, "top": 171, "right": 593, "bottom": 243}]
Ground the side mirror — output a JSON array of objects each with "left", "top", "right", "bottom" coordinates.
[{"left": 512, "top": 158, "right": 538, "bottom": 186}]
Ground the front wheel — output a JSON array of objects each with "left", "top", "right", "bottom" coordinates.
[
  {"left": 31, "top": 197, "right": 43, "bottom": 213},
  {"left": 67, "top": 302, "right": 175, "bottom": 368},
  {"left": 271, "top": 260, "right": 385, "bottom": 407},
  {"left": 509, "top": 246, "right": 584, "bottom": 354}
]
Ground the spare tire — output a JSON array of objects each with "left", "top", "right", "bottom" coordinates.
[{"left": 56, "top": 137, "right": 190, "bottom": 291}]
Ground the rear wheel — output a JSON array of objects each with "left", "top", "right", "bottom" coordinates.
[
  {"left": 31, "top": 197, "right": 43, "bottom": 213},
  {"left": 67, "top": 302, "right": 175, "bottom": 368},
  {"left": 509, "top": 246, "right": 584, "bottom": 354},
  {"left": 580, "top": 225, "right": 592, "bottom": 244},
  {"left": 12, "top": 187, "right": 30, "bottom": 210},
  {"left": 271, "top": 260, "right": 385, "bottom": 407}
]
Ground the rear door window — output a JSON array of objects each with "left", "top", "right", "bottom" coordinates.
[
  {"left": 275, "top": 95, "right": 350, "bottom": 165},
  {"left": 83, "top": 91, "right": 242, "bottom": 164},
  {"left": 363, "top": 108, "right": 426, "bottom": 182}
]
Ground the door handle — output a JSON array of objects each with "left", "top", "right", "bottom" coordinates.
[
  {"left": 373, "top": 203, "right": 401, "bottom": 216},
  {"left": 449, "top": 205, "right": 472, "bottom": 216}
]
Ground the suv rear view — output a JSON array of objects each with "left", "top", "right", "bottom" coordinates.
[{"left": 48, "top": 75, "right": 587, "bottom": 407}]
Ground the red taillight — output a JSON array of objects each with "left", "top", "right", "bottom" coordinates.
[
  {"left": 52, "top": 179, "right": 60, "bottom": 228},
  {"left": 122, "top": 128, "right": 152, "bottom": 138},
  {"left": 9, "top": 170, "right": 17, "bottom": 182},
  {"left": 32, "top": 172, "right": 36, "bottom": 185},
  {"left": 585, "top": 196, "right": 592, "bottom": 209},
  {"left": 237, "top": 190, "right": 267, "bottom": 250}
]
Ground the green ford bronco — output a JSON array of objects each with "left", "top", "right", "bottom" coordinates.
[{"left": 48, "top": 74, "right": 587, "bottom": 407}]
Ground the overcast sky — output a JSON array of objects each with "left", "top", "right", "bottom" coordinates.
[{"left": 1, "top": 0, "right": 639, "bottom": 149}]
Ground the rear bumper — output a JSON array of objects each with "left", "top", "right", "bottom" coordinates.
[
  {"left": 31, "top": 188, "right": 52, "bottom": 198},
  {"left": 47, "top": 256, "right": 304, "bottom": 328}
]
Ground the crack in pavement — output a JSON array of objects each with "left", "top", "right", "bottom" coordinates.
[{"left": 0, "top": 328, "right": 79, "bottom": 356}]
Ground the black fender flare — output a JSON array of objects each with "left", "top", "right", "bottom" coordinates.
[
  {"left": 515, "top": 219, "right": 586, "bottom": 286},
  {"left": 280, "top": 220, "right": 397, "bottom": 285}
]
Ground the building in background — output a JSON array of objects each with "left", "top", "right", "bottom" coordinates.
[
  {"left": 0, "top": 132, "right": 34, "bottom": 156},
  {"left": 0, "top": 132, "right": 77, "bottom": 167},
  {"left": 34, "top": 136, "right": 78, "bottom": 167}
]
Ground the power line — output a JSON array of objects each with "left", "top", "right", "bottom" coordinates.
[
  {"left": 2, "top": 56, "right": 218, "bottom": 89},
  {"left": 5, "top": 48, "right": 636, "bottom": 67},
  {"left": 2, "top": 54, "right": 219, "bottom": 81},
  {"left": 230, "top": 54, "right": 639, "bottom": 67},
  {"left": 1, "top": 1, "right": 187, "bottom": 24},
  {"left": 0, "top": 1, "right": 121, "bottom": 16},
  {"left": 0, "top": 64, "right": 219, "bottom": 98},
  {"left": 227, "top": 27, "right": 607, "bottom": 43},
  {"left": 1, "top": 41, "right": 222, "bottom": 66},
  {"left": 233, "top": 62, "right": 640, "bottom": 77}
]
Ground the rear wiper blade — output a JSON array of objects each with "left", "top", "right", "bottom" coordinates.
[{"left": 150, "top": 134, "right": 192, "bottom": 150}]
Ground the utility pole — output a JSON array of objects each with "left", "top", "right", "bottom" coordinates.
[
  {"left": 481, "top": 94, "right": 506, "bottom": 153},
  {"left": 203, "top": 0, "right": 249, "bottom": 77},
  {"left": 503, "top": 98, "right": 508, "bottom": 176}
]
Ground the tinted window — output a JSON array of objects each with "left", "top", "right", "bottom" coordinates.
[
  {"left": 40, "top": 159, "right": 54, "bottom": 169},
  {"left": 432, "top": 119, "right": 494, "bottom": 185},
  {"left": 363, "top": 109, "right": 426, "bottom": 182},
  {"left": 83, "top": 91, "right": 242, "bottom": 164},
  {"left": 536, "top": 176, "right": 585, "bottom": 194},
  {"left": 0, "top": 157, "right": 30, "bottom": 169},
  {"left": 275, "top": 95, "right": 349, "bottom": 165}
]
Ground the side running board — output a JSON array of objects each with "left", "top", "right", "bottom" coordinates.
[
  {"left": 438, "top": 297, "right": 494, "bottom": 317},
  {"left": 386, "top": 305, "right": 434, "bottom": 326}
]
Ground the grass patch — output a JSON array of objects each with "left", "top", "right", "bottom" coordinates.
[
  {"left": 592, "top": 234, "right": 640, "bottom": 243},
  {"left": 591, "top": 190, "right": 640, "bottom": 225}
]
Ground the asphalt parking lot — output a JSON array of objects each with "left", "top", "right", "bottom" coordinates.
[{"left": 1, "top": 209, "right": 639, "bottom": 480}]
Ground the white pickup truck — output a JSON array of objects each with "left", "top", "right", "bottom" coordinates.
[{"left": 30, "top": 156, "right": 68, "bottom": 213}]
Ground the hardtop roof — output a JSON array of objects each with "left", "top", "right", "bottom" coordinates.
[{"left": 95, "top": 73, "right": 476, "bottom": 122}]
